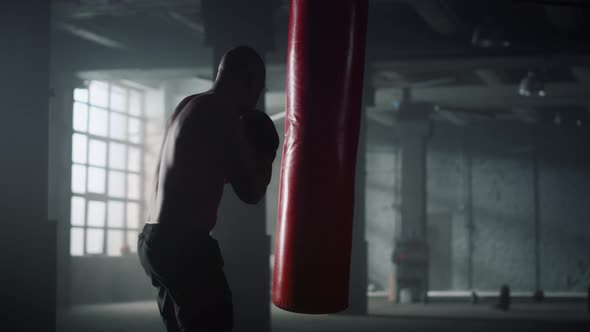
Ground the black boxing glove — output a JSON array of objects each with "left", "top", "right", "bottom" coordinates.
[{"left": 241, "top": 109, "right": 280, "bottom": 162}]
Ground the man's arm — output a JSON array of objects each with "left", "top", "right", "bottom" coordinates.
[
  {"left": 180, "top": 97, "right": 272, "bottom": 204},
  {"left": 227, "top": 117, "right": 272, "bottom": 204}
]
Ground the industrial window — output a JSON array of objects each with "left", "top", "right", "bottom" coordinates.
[{"left": 69, "top": 81, "right": 145, "bottom": 256}]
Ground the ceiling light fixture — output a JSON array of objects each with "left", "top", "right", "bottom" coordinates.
[
  {"left": 519, "top": 71, "right": 546, "bottom": 97},
  {"left": 471, "top": 17, "right": 511, "bottom": 48}
]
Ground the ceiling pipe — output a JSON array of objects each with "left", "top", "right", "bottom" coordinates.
[
  {"left": 409, "top": 0, "right": 466, "bottom": 36},
  {"left": 168, "top": 11, "right": 205, "bottom": 33},
  {"left": 474, "top": 69, "right": 505, "bottom": 86},
  {"left": 512, "top": 107, "right": 538, "bottom": 124},
  {"left": 434, "top": 105, "right": 468, "bottom": 125}
]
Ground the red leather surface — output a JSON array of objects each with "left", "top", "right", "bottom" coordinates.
[{"left": 272, "top": 0, "right": 369, "bottom": 314}]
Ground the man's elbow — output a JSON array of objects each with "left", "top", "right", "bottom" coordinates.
[
  {"left": 238, "top": 190, "right": 265, "bottom": 204},
  {"left": 232, "top": 182, "right": 267, "bottom": 205},
  {"left": 241, "top": 193, "right": 264, "bottom": 205}
]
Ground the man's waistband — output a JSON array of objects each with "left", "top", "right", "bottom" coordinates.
[{"left": 142, "top": 222, "right": 212, "bottom": 237}]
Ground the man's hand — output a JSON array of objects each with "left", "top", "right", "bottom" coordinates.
[{"left": 228, "top": 110, "right": 279, "bottom": 204}]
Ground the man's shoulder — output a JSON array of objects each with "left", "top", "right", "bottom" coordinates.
[
  {"left": 181, "top": 93, "right": 228, "bottom": 120},
  {"left": 175, "top": 93, "right": 231, "bottom": 136}
]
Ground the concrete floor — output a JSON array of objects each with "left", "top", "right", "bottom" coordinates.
[{"left": 58, "top": 298, "right": 590, "bottom": 332}]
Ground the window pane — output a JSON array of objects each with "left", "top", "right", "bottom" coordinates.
[
  {"left": 129, "top": 90, "right": 141, "bottom": 116},
  {"left": 128, "top": 118, "right": 142, "bottom": 144},
  {"left": 110, "top": 86, "right": 127, "bottom": 112},
  {"left": 127, "top": 231, "right": 139, "bottom": 252},
  {"left": 74, "top": 88, "right": 89, "bottom": 103},
  {"left": 89, "top": 106, "right": 108, "bottom": 137},
  {"left": 127, "top": 202, "right": 140, "bottom": 229},
  {"left": 73, "top": 102, "right": 88, "bottom": 132},
  {"left": 86, "top": 228, "right": 104, "bottom": 254},
  {"left": 70, "top": 227, "right": 84, "bottom": 256},
  {"left": 87, "top": 200, "right": 106, "bottom": 227},
  {"left": 127, "top": 174, "right": 140, "bottom": 199},
  {"left": 109, "top": 142, "right": 126, "bottom": 170},
  {"left": 89, "top": 81, "right": 108, "bottom": 108},
  {"left": 88, "top": 139, "right": 107, "bottom": 167},
  {"left": 128, "top": 146, "right": 141, "bottom": 172},
  {"left": 107, "top": 200, "right": 125, "bottom": 227},
  {"left": 108, "top": 171, "right": 125, "bottom": 198},
  {"left": 72, "top": 133, "right": 87, "bottom": 164},
  {"left": 71, "top": 164, "right": 86, "bottom": 194},
  {"left": 107, "top": 230, "right": 124, "bottom": 256},
  {"left": 70, "top": 196, "right": 85, "bottom": 226},
  {"left": 87, "top": 167, "right": 106, "bottom": 194},
  {"left": 109, "top": 112, "right": 127, "bottom": 140}
]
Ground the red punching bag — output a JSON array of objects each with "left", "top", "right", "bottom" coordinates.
[{"left": 272, "top": 0, "right": 369, "bottom": 314}]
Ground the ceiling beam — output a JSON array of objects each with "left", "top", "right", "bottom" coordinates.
[
  {"left": 409, "top": 0, "right": 466, "bottom": 36},
  {"left": 56, "top": 22, "right": 129, "bottom": 49},
  {"left": 167, "top": 11, "right": 205, "bottom": 34},
  {"left": 374, "top": 83, "right": 590, "bottom": 109},
  {"left": 474, "top": 68, "right": 506, "bottom": 86},
  {"left": 367, "top": 111, "right": 395, "bottom": 127},
  {"left": 53, "top": 0, "right": 202, "bottom": 20},
  {"left": 512, "top": 107, "right": 538, "bottom": 124},
  {"left": 267, "top": 82, "right": 590, "bottom": 113},
  {"left": 201, "top": 61, "right": 590, "bottom": 114},
  {"left": 375, "top": 55, "right": 590, "bottom": 77},
  {"left": 434, "top": 107, "right": 468, "bottom": 126}
]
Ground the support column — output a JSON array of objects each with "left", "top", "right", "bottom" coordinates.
[
  {"left": 461, "top": 128, "right": 475, "bottom": 290},
  {"left": 532, "top": 126, "right": 541, "bottom": 292},
  {"left": 0, "top": 2, "right": 55, "bottom": 330},
  {"left": 392, "top": 104, "right": 431, "bottom": 302},
  {"left": 467, "top": 140, "right": 475, "bottom": 290},
  {"left": 201, "top": 1, "right": 276, "bottom": 331},
  {"left": 342, "top": 65, "right": 374, "bottom": 316}
]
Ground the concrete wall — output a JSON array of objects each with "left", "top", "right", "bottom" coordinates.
[
  {"left": 69, "top": 257, "right": 155, "bottom": 305},
  {"left": 538, "top": 127, "right": 590, "bottom": 291},
  {"left": 359, "top": 119, "right": 590, "bottom": 293},
  {"left": 426, "top": 124, "right": 464, "bottom": 290},
  {"left": 364, "top": 119, "right": 400, "bottom": 291},
  {"left": 1, "top": 3, "right": 55, "bottom": 329},
  {"left": 470, "top": 124, "right": 536, "bottom": 291}
]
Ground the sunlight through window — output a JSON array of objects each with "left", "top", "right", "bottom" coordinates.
[{"left": 69, "top": 81, "right": 146, "bottom": 256}]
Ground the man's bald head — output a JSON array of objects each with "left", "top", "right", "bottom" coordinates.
[
  {"left": 217, "top": 46, "right": 265, "bottom": 82},
  {"left": 215, "top": 46, "right": 266, "bottom": 109}
]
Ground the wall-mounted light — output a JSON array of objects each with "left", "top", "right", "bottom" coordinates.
[{"left": 519, "top": 71, "right": 546, "bottom": 97}]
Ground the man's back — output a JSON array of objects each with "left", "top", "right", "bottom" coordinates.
[{"left": 148, "top": 93, "right": 235, "bottom": 231}]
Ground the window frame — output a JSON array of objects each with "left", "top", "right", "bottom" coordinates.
[{"left": 68, "top": 80, "right": 147, "bottom": 257}]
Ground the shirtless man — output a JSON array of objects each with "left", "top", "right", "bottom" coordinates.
[{"left": 138, "top": 46, "right": 274, "bottom": 332}]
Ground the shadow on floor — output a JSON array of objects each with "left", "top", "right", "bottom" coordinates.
[{"left": 58, "top": 299, "right": 590, "bottom": 332}]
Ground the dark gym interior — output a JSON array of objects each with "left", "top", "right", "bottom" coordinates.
[{"left": 1, "top": 1, "right": 589, "bottom": 331}]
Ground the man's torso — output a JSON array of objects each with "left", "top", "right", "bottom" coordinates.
[{"left": 147, "top": 93, "right": 235, "bottom": 231}]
